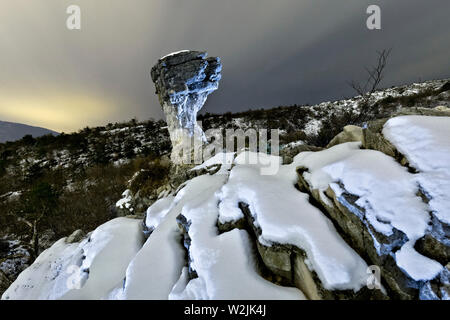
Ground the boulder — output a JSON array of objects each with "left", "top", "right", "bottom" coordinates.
[
  {"left": 326, "top": 125, "right": 363, "bottom": 148},
  {"left": 280, "top": 144, "right": 323, "bottom": 164},
  {"left": 65, "top": 229, "right": 85, "bottom": 244},
  {"left": 362, "top": 107, "right": 450, "bottom": 167}
]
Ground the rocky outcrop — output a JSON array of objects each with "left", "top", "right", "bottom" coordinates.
[
  {"left": 296, "top": 175, "right": 417, "bottom": 299},
  {"left": 362, "top": 111, "right": 450, "bottom": 292},
  {"left": 116, "top": 157, "right": 221, "bottom": 224},
  {"left": 297, "top": 112, "right": 450, "bottom": 300},
  {"left": 151, "top": 51, "right": 222, "bottom": 163},
  {"left": 362, "top": 107, "right": 450, "bottom": 168},
  {"left": 216, "top": 202, "right": 387, "bottom": 300},
  {"left": 3, "top": 74, "right": 450, "bottom": 300}
]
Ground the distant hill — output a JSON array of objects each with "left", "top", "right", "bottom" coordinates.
[{"left": 0, "top": 121, "right": 59, "bottom": 143}]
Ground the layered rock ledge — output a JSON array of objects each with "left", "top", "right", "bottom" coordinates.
[{"left": 296, "top": 112, "right": 450, "bottom": 300}]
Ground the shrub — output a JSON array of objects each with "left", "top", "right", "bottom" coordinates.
[
  {"left": 21, "top": 135, "right": 35, "bottom": 146},
  {"left": 0, "top": 160, "right": 6, "bottom": 176},
  {"left": 280, "top": 130, "right": 308, "bottom": 145},
  {"left": 308, "top": 110, "right": 358, "bottom": 147},
  {"left": 439, "top": 81, "right": 450, "bottom": 93},
  {"left": 129, "top": 157, "right": 170, "bottom": 197}
]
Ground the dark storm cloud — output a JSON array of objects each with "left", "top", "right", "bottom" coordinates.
[{"left": 0, "top": 0, "right": 449, "bottom": 132}]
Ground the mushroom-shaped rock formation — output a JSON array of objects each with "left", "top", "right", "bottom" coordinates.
[{"left": 151, "top": 50, "right": 222, "bottom": 163}]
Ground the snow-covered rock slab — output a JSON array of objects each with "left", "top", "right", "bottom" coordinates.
[
  {"left": 171, "top": 173, "right": 305, "bottom": 300},
  {"left": 218, "top": 152, "right": 370, "bottom": 298},
  {"left": 118, "top": 200, "right": 184, "bottom": 299},
  {"left": 296, "top": 140, "right": 447, "bottom": 299},
  {"left": 119, "top": 173, "right": 228, "bottom": 299},
  {"left": 2, "top": 218, "right": 143, "bottom": 300},
  {"left": 383, "top": 116, "right": 450, "bottom": 225},
  {"left": 151, "top": 51, "right": 222, "bottom": 162}
]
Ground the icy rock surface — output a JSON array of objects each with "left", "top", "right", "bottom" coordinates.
[
  {"left": 170, "top": 174, "right": 305, "bottom": 300},
  {"left": 151, "top": 51, "right": 222, "bottom": 162}
]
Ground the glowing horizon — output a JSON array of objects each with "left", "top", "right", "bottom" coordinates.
[{"left": 0, "top": 91, "right": 122, "bottom": 133}]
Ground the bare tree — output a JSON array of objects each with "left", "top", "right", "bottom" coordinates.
[{"left": 348, "top": 49, "right": 392, "bottom": 121}]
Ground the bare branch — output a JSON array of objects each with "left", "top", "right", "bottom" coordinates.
[{"left": 347, "top": 49, "right": 392, "bottom": 121}]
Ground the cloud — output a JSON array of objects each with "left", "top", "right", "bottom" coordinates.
[{"left": 0, "top": 0, "right": 449, "bottom": 132}]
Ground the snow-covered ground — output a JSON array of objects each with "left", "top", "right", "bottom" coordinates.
[
  {"left": 2, "top": 114, "right": 449, "bottom": 300},
  {"left": 2, "top": 218, "right": 143, "bottom": 300}
]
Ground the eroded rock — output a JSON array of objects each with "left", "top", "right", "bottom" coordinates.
[{"left": 151, "top": 51, "right": 222, "bottom": 163}]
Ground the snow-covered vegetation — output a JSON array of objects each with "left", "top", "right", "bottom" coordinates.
[
  {"left": 1, "top": 78, "right": 449, "bottom": 299},
  {"left": 3, "top": 111, "right": 450, "bottom": 300}
]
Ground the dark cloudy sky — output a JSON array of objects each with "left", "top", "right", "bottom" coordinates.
[{"left": 0, "top": 0, "right": 449, "bottom": 132}]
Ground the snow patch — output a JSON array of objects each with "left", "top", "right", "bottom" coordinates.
[
  {"left": 116, "top": 189, "right": 133, "bottom": 211},
  {"left": 383, "top": 115, "right": 450, "bottom": 224}
]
